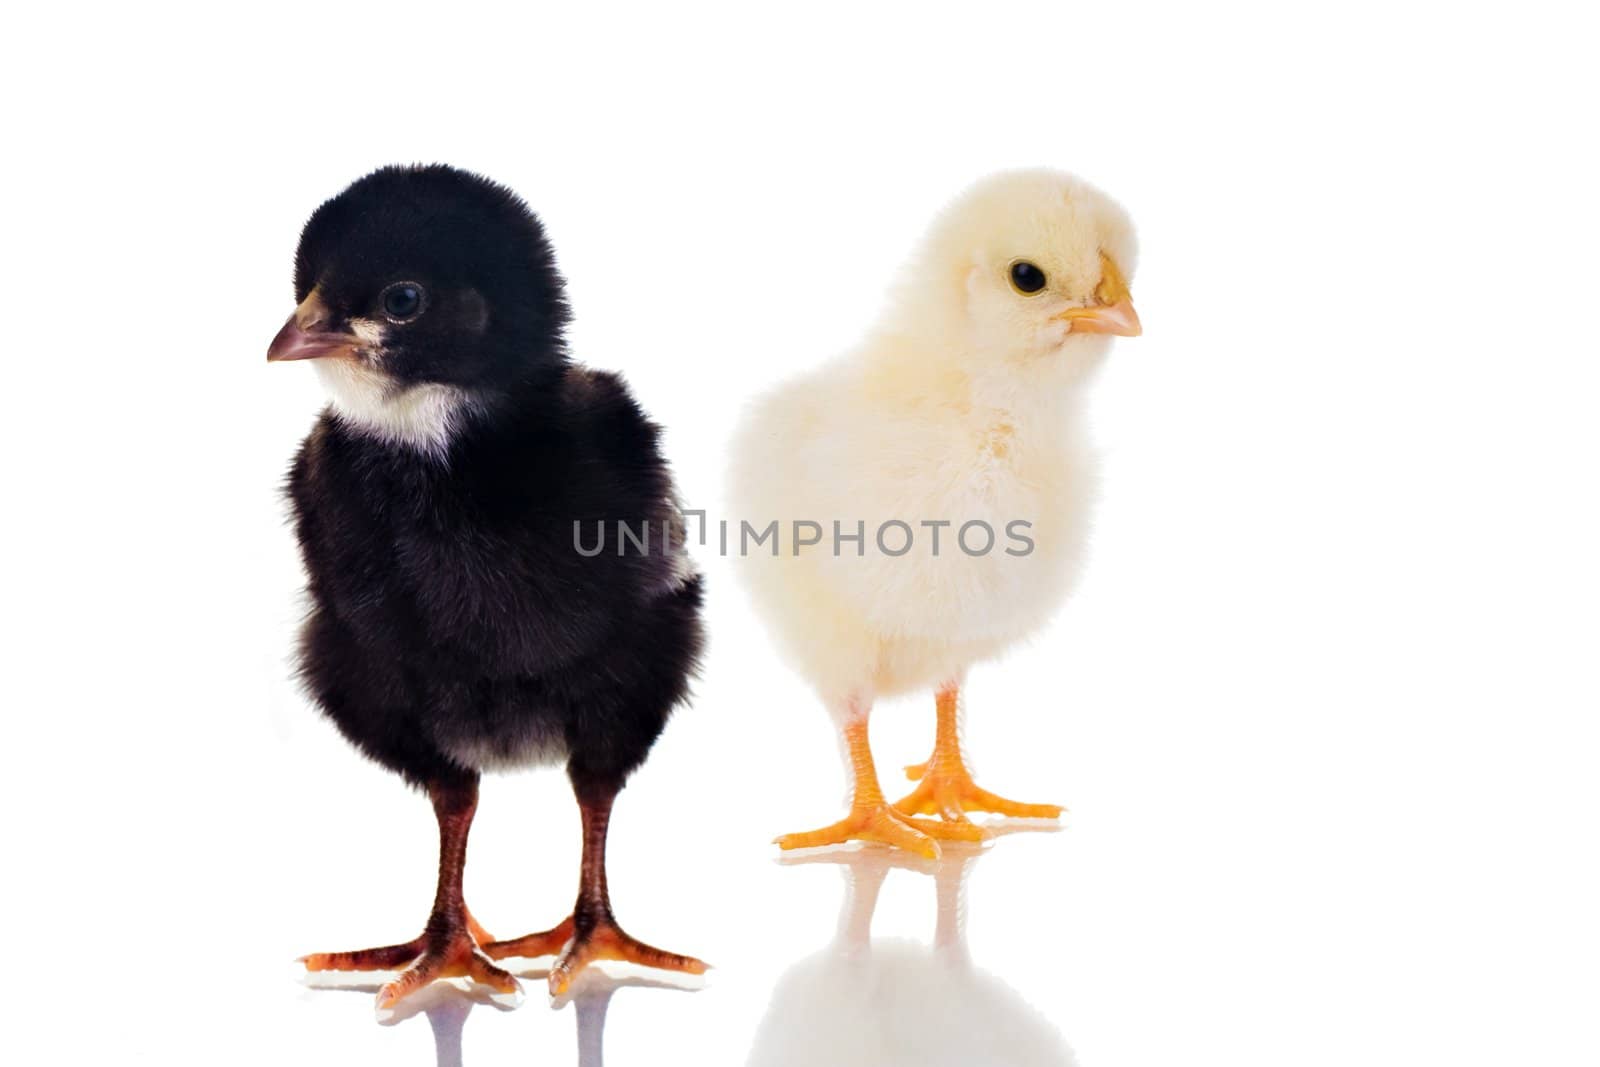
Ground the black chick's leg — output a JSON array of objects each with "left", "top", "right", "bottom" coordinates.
[
  {"left": 302, "top": 776, "right": 521, "bottom": 1009},
  {"left": 485, "top": 774, "right": 707, "bottom": 996}
]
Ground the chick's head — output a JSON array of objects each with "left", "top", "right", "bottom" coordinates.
[
  {"left": 268, "top": 164, "right": 570, "bottom": 392},
  {"left": 894, "top": 169, "right": 1140, "bottom": 370}
]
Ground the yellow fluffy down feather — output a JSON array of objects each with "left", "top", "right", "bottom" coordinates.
[{"left": 728, "top": 169, "right": 1139, "bottom": 719}]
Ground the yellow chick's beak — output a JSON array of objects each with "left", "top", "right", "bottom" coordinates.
[
  {"left": 1055, "top": 253, "right": 1142, "bottom": 337},
  {"left": 267, "top": 288, "right": 361, "bottom": 363}
]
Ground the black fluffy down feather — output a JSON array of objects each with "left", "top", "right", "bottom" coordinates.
[{"left": 283, "top": 165, "right": 703, "bottom": 799}]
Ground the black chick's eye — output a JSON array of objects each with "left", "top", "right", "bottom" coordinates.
[
  {"left": 1009, "top": 261, "right": 1048, "bottom": 295},
  {"left": 381, "top": 282, "right": 425, "bottom": 321}
]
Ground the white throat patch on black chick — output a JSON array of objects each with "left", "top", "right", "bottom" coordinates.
[{"left": 313, "top": 353, "right": 479, "bottom": 460}]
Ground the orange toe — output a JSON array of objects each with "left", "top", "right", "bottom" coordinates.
[
  {"left": 302, "top": 939, "right": 425, "bottom": 974},
  {"left": 482, "top": 917, "right": 575, "bottom": 962},
  {"left": 465, "top": 911, "right": 497, "bottom": 947}
]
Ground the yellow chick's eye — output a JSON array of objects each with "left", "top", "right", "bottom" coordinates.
[{"left": 1009, "top": 261, "right": 1048, "bottom": 295}]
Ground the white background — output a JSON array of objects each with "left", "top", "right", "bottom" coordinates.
[{"left": 4, "top": 2, "right": 1597, "bottom": 1065}]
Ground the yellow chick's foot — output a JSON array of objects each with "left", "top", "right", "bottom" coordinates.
[
  {"left": 895, "top": 685, "right": 1064, "bottom": 822},
  {"left": 544, "top": 913, "right": 708, "bottom": 997},
  {"left": 778, "top": 716, "right": 989, "bottom": 859},
  {"left": 894, "top": 765, "right": 1063, "bottom": 821},
  {"left": 775, "top": 801, "right": 986, "bottom": 859}
]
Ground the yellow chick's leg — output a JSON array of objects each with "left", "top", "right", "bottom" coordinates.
[
  {"left": 896, "top": 685, "right": 1064, "bottom": 822},
  {"left": 776, "top": 717, "right": 986, "bottom": 859}
]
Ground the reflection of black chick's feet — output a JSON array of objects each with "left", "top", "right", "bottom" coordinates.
[
  {"left": 302, "top": 980, "right": 515, "bottom": 1067},
  {"left": 561, "top": 970, "right": 705, "bottom": 1067}
]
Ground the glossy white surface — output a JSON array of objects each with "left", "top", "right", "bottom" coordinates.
[{"left": 5, "top": 3, "right": 1597, "bottom": 1065}]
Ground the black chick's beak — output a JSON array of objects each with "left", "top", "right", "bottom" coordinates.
[{"left": 267, "top": 289, "right": 361, "bottom": 363}]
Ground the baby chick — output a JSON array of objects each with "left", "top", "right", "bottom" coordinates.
[
  {"left": 729, "top": 170, "right": 1140, "bottom": 857},
  {"left": 271, "top": 165, "right": 706, "bottom": 1007}
]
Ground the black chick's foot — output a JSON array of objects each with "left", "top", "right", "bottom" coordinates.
[
  {"left": 556, "top": 913, "right": 707, "bottom": 998},
  {"left": 486, "top": 912, "right": 707, "bottom": 997},
  {"left": 302, "top": 916, "right": 522, "bottom": 1010}
]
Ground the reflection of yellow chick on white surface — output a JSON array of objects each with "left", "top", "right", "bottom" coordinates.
[
  {"left": 746, "top": 849, "right": 1075, "bottom": 1067},
  {"left": 729, "top": 170, "right": 1140, "bottom": 856}
]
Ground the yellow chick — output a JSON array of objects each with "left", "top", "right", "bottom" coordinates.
[{"left": 728, "top": 169, "right": 1141, "bottom": 857}]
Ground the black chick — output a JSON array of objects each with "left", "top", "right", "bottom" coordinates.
[{"left": 270, "top": 164, "right": 706, "bottom": 1006}]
